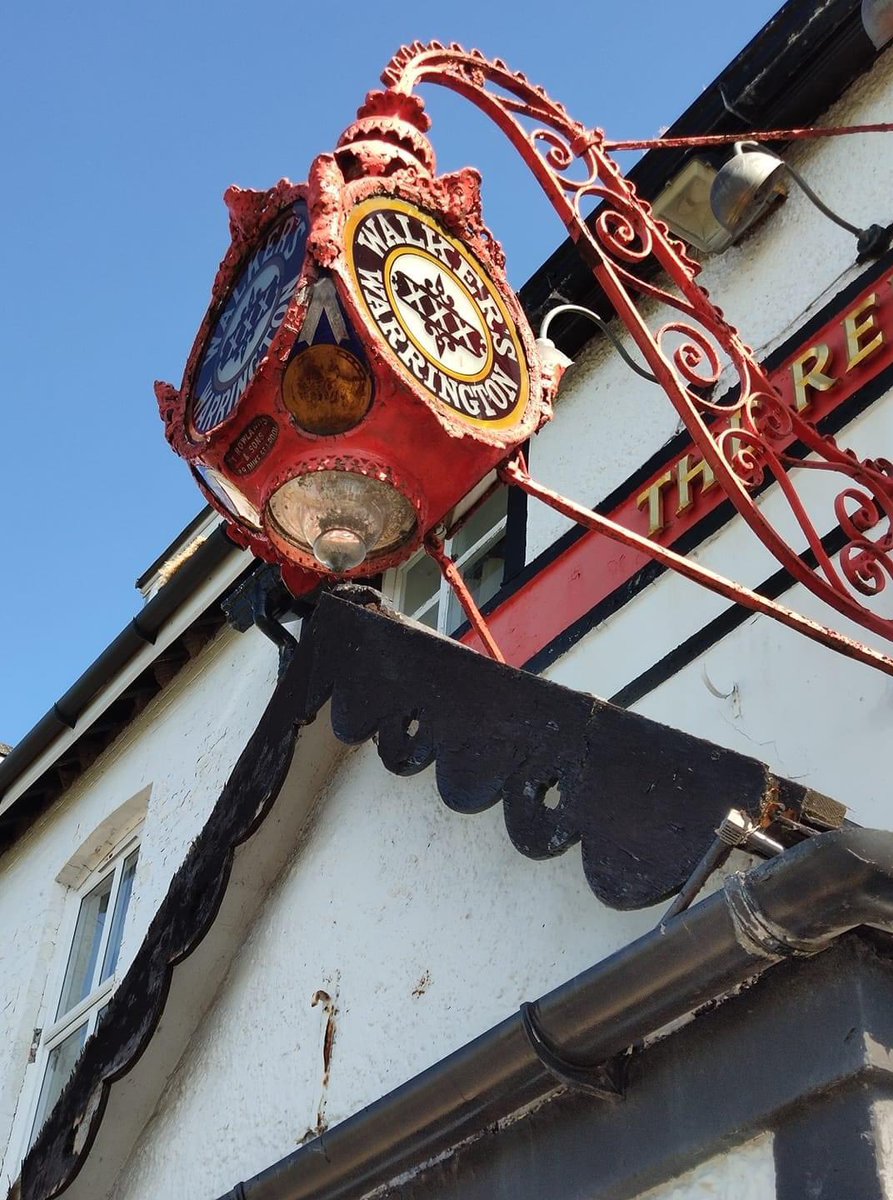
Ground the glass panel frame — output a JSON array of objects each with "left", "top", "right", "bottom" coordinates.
[
  {"left": 55, "top": 872, "right": 114, "bottom": 1021},
  {"left": 27, "top": 838, "right": 140, "bottom": 1151},
  {"left": 29, "top": 1022, "right": 88, "bottom": 1143},
  {"left": 100, "top": 847, "right": 139, "bottom": 983},
  {"left": 386, "top": 488, "right": 510, "bottom": 636}
]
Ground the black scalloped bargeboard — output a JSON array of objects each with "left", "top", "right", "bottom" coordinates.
[
  {"left": 20, "top": 588, "right": 822, "bottom": 1200},
  {"left": 305, "top": 591, "right": 813, "bottom": 911}
]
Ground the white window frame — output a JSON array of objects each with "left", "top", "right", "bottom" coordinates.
[
  {"left": 384, "top": 490, "right": 509, "bottom": 634},
  {"left": 24, "top": 831, "right": 141, "bottom": 1149}
]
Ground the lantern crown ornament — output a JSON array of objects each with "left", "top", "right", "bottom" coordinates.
[{"left": 156, "top": 86, "right": 548, "bottom": 597}]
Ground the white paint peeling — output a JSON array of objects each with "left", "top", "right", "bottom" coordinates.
[{"left": 633, "top": 1135, "right": 775, "bottom": 1200}]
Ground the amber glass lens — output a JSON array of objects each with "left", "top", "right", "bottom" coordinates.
[{"left": 282, "top": 344, "right": 373, "bottom": 436}]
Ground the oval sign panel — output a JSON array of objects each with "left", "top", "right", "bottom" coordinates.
[
  {"left": 190, "top": 201, "right": 309, "bottom": 436},
  {"left": 345, "top": 198, "right": 529, "bottom": 430}
]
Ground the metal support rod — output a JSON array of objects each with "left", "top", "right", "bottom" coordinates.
[
  {"left": 664, "top": 808, "right": 785, "bottom": 921},
  {"left": 539, "top": 304, "right": 658, "bottom": 382},
  {"left": 500, "top": 457, "right": 893, "bottom": 678},
  {"left": 604, "top": 120, "right": 893, "bottom": 153},
  {"left": 663, "top": 840, "right": 735, "bottom": 921},
  {"left": 424, "top": 533, "right": 506, "bottom": 663},
  {"left": 382, "top": 43, "right": 893, "bottom": 659}
]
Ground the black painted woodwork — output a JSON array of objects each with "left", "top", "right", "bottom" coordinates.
[
  {"left": 20, "top": 591, "right": 827, "bottom": 1200},
  {"left": 304, "top": 592, "right": 820, "bottom": 910}
]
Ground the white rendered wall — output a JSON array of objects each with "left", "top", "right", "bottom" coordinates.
[
  {"left": 876, "top": 1099, "right": 893, "bottom": 1193},
  {"left": 543, "top": 396, "right": 893, "bottom": 826},
  {"left": 0, "top": 624, "right": 280, "bottom": 1190},
  {"left": 109, "top": 733, "right": 666, "bottom": 1200},
  {"left": 634, "top": 1137, "right": 775, "bottom": 1200}
]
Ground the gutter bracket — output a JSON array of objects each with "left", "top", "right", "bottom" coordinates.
[
  {"left": 520, "top": 1002, "right": 626, "bottom": 1100},
  {"left": 222, "top": 565, "right": 311, "bottom": 676}
]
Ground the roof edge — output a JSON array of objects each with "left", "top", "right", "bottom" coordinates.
[{"left": 0, "top": 526, "right": 245, "bottom": 821}]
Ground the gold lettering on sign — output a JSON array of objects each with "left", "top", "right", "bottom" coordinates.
[
  {"left": 676, "top": 454, "right": 717, "bottom": 516},
  {"left": 791, "top": 343, "right": 837, "bottom": 412},
  {"left": 845, "top": 293, "right": 884, "bottom": 371},
  {"left": 636, "top": 471, "right": 674, "bottom": 535}
]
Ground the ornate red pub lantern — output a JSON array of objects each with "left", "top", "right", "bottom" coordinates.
[
  {"left": 159, "top": 43, "right": 893, "bottom": 678},
  {"left": 156, "top": 90, "right": 548, "bottom": 599}
]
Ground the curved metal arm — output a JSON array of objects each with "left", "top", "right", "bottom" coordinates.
[
  {"left": 381, "top": 43, "right": 893, "bottom": 664},
  {"left": 540, "top": 304, "right": 657, "bottom": 382}
]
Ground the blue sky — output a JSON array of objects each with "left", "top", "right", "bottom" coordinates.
[{"left": 0, "top": 0, "right": 782, "bottom": 747}]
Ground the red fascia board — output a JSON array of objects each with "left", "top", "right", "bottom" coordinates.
[{"left": 463, "top": 272, "right": 893, "bottom": 665}]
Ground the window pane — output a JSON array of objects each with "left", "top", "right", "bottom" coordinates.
[
  {"left": 100, "top": 848, "right": 139, "bottom": 983},
  {"left": 56, "top": 873, "right": 113, "bottom": 1019},
  {"left": 30, "top": 1022, "right": 87, "bottom": 1142},
  {"left": 446, "top": 533, "right": 507, "bottom": 633},
  {"left": 401, "top": 552, "right": 442, "bottom": 618},
  {"left": 451, "top": 489, "right": 507, "bottom": 561}
]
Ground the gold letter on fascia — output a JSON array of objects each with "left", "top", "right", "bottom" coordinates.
[
  {"left": 845, "top": 294, "right": 884, "bottom": 372},
  {"left": 636, "top": 471, "right": 675, "bottom": 536},
  {"left": 676, "top": 454, "right": 717, "bottom": 516},
  {"left": 790, "top": 344, "right": 838, "bottom": 413}
]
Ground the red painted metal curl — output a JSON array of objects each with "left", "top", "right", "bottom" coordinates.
[{"left": 383, "top": 42, "right": 893, "bottom": 666}]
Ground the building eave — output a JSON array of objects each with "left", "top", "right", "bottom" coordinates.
[
  {"left": 0, "top": 527, "right": 251, "bottom": 856},
  {"left": 16, "top": 591, "right": 847, "bottom": 1200},
  {"left": 519, "top": 0, "right": 880, "bottom": 353}
]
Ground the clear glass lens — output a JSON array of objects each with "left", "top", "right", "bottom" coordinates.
[
  {"left": 297, "top": 474, "right": 385, "bottom": 552},
  {"left": 194, "top": 464, "right": 262, "bottom": 528},
  {"left": 312, "top": 528, "right": 368, "bottom": 572},
  {"left": 267, "top": 470, "right": 417, "bottom": 574}
]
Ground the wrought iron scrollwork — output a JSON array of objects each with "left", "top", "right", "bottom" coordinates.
[{"left": 384, "top": 42, "right": 893, "bottom": 660}]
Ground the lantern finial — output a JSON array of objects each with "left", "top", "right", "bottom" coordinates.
[{"left": 335, "top": 89, "right": 436, "bottom": 179}]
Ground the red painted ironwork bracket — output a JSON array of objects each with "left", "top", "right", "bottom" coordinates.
[
  {"left": 501, "top": 455, "right": 893, "bottom": 678},
  {"left": 382, "top": 43, "right": 893, "bottom": 673},
  {"left": 425, "top": 531, "right": 506, "bottom": 663}
]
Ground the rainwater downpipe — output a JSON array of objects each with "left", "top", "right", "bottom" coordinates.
[{"left": 215, "top": 827, "right": 893, "bottom": 1200}]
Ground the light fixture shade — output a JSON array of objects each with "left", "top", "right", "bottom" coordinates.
[
  {"left": 265, "top": 468, "right": 419, "bottom": 574},
  {"left": 651, "top": 158, "right": 733, "bottom": 254},
  {"left": 157, "top": 91, "right": 549, "bottom": 595},
  {"left": 709, "top": 143, "right": 788, "bottom": 237},
  {"left": 862, "top": 0, "right": 893, "bottom": 48}
]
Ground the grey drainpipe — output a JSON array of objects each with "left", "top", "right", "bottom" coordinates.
[{"left": 214, "top": 827, "right": 893, "bottom": 1200}]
